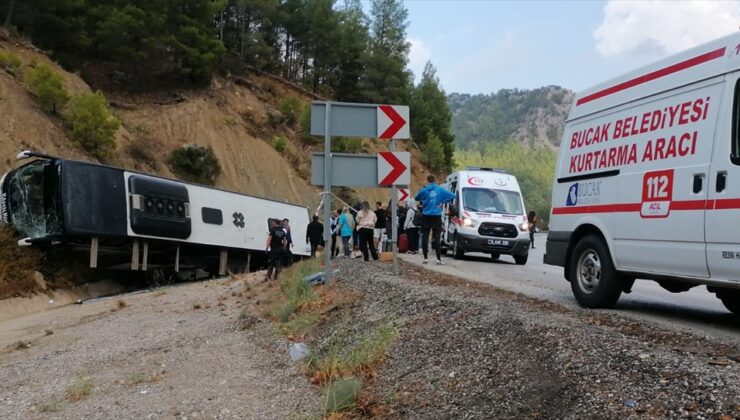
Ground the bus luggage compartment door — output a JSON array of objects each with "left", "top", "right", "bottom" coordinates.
[{"left": 128, "top": 175, "right": 191, "bottom": 239}]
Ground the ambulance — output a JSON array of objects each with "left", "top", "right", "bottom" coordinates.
[
  {"left": 545, "top": 33, "right": 740, "bottom": 315},
  {"left": 442, "top": 168, "right": 531, "bottom": 264}
]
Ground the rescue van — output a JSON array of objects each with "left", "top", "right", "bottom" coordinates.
[
  {"left": 442, "top": 167, "right": 530, "bottom": 264},
  {"left": 545, "top": 33, "right": 740, "bottom": 314}
]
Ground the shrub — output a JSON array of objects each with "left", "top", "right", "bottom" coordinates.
[
  {"left": 272, "top": 136, "right": 288, "bottom": 153},
  {"left": 169, "top": 144, "right": 221, "bottom": 185},
  {"left": 0, "top": 50, "right": 22, "bottom": 75},
  {"left": 332, "top": 137, "right": 364, "bottom": 154},
  {"left": 25, "top": 64, "right": 69, "bottom": 114},
  {"left": 280, "top": 97, "right": 301, "bottom": 125},
  {"left": 64, "top": 91, "right": 121, "bottom": 160},
  {"left": 324, "top": 377, "right": 362, "bottom": 414},
  {"left": 299, "top": 106, "right": 320, "bottom": 145}
]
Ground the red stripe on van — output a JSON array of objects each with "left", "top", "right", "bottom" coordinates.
[
  {"left": 551, "top": 198, "right": 740, "bottom": 215},
  {"left": 576, "top": 47, "right": 726, "bottom": 106}
]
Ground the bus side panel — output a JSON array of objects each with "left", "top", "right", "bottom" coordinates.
[{"left": 61, "top": 161, "right": 128, "bottom": 237}]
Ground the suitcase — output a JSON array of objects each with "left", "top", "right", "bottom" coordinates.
[{"left": 398, "top": 233, "right": 409, "bottom": 253}]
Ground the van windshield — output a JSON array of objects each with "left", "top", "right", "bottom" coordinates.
[{"left": 462, "top": 188, "right": 523, "bottom": 215}]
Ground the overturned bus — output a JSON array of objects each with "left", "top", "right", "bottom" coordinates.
[{"left": 0, "top": 151, "right": 310, "bottom": 281}]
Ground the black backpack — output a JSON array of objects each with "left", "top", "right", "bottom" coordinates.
[{"left": 412, "top": 208, "right": 423, "bottom": 226}]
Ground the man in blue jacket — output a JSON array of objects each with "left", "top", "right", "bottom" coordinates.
[{"left": 415, "top": 175, "right": 456, "bottom": 265}]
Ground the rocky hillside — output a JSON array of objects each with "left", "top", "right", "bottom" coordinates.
[
  {"left": 0, "top": 31, "right": 429, "bottom": 210},
  {"left": 449, "top": 86, "right": 574, "bottom": 150}
]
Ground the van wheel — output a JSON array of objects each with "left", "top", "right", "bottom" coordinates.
[
  {"left": 513, "top": 253, "right": 528, "bottom": 265},
  {"left": 569, "top": 235, "right": 622, "bottom": 308},
  {"left": 452, "top": 237, "right": 464, "bottom": 259},
  {"left": 490, "top": 252, "right": 500, "bottom": 261},
  {"left": 716, "top": 289, "right": 740, "bottom": 315}
]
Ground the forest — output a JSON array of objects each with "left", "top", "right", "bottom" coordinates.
[{"left": 0, "top": 0, "right": 456, "bottom": 170}]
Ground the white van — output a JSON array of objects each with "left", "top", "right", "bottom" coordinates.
[
  {"left": 545, "top": 33, "right": 740, "bottom": 314},
  {"left": 442, "top": 167, "right": 531, "bottom": 264}
]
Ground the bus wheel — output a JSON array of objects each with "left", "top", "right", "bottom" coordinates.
[
  {"left": 568, "top": 235, "right": 622, "bottom": 308},
  {"left": 717, "top": 289, "right": 740, "bottom": 315}
]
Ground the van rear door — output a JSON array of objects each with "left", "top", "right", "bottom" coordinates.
[{"left": 706, "top": 73, "right": 740, "bottom": 283}]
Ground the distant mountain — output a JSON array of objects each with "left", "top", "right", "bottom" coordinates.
[{"left": 448, "top": 86, "right": 574, "bottom": 150}]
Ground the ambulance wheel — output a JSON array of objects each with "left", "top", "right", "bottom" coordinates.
[
  {"left": 716, "top": 289, "right": 740, "bottom": 315},
  {"left": 490, "top": 252, "right": 500, "bottom": 261},
  {"left": 452, "top": 236, "right": 465, "bottom": 259},
  {"left": 569, "top": 235, "right": 622, "bottom": 308},
  {"left": 513, "top": 253, "right": 528, "bottom": 265}
]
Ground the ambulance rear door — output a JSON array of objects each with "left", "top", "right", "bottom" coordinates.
[{"left": 706, "top": 72, "right": 740, "bottom": 283}]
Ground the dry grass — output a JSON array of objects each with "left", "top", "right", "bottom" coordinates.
[
  {"left": 65, "top": 375, "right": 93, "bottom": 401},
  {"left": 37, "top": 399, "right": 62, "bottom": 413},
  {"left": 0, "top": 227, "right": 43, "bottom": 299},
  {"left": 115, "top": 299, "right": 127, "bottom": 309},
  {"left": 122, "top": 372, "right": 164, "bottom": 386}
]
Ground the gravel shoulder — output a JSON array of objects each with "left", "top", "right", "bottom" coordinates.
[
  {"left": 0, "top": 274, "right": 322, "bottom": 419},
  {"left": 328, "top": 259, "right": 740, "bottom": 419}
]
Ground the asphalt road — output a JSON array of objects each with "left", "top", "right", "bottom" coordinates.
[{"left": 400, "top": 233, "right": 740, "bottom": 344}]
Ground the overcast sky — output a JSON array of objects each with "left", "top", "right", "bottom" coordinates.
[{"left": 402, "top": 0, "right": 740, "bottom": 94}]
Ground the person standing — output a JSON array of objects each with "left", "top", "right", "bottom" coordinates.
[
  {"left": 265, "top": 219, "right": 287, "bottom": 281},
  {"left": 330, "top": 209, "right": 341, "bottom": 258},
  {"left": 528, "top": 210, "right": 538, "bottom": 249},
  {"left": 415, "top": 175, "right": 456, "bottom": 265},
  {"left": 337, "top": 207, "right": 355, "bottom": 257},
  {"left": 282, "top": 218, "right": 293, "bottom": 265},
  {"left": 356, "top": 201, "right": 378, "bottom": 261},
  {"left": 306, "top": 215, "right": 324, "bottom": 258},
  {"left": 403, "top": 198, "right": 420, "bottom": 254},
  {"left": 373, "top": 202, "right": 386, "bottom": 249}
]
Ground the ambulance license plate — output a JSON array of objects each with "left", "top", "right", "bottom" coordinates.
[{"left": 488, "top": 239, "right": 509, "bottom": 246}]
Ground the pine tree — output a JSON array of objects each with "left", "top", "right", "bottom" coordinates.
[
  {"left": 334, "top": 0, "right": 369, "bottom": 101},
  {"left": 359, "top": 0, "right": 412, "bottom": 104},
  {"left": 411, "top": 61, "right": 455, "bottom": 170}
]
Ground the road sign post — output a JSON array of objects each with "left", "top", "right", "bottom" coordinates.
[{"left": 310, "top": 101, "right": 410, "bottom": 279}]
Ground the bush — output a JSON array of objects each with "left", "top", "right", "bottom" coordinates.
[
  {"left": 25, "top": 64, "right": 69, "bottom": 113},
  {"left": 169, "top": 144, "right": 221, "bottom": 185},
  {"left": 64, "top": 91, "right": 121, "bottom": 160},
  {"left": 0, "top": 50, "right": 22, "bottom": 76},
  {"left": 272, "top": 136, "right": 288, "bottom": 153},
  {"left": 324, "top": 377, "right": 362, "bottom": 414},
  {"left": 280, "top": 97, "right": 301, "bottom": 125},
  {"left": 332, "top": 137, "right": 364, "bottom": 154},
  {"left": 299, "top": 106, "right": 320, "bottom": 145}
]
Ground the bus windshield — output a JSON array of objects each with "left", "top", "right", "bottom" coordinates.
[
  {"left": 4, "top": 160, "right": 62, "bottom": 238},
  {"left": 462, "top": 188, "right": 523, "bottom": 215}
]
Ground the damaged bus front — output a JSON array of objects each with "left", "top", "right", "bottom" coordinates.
[{"left": 0, "top": 152, "right": 63, "bottom": 244}]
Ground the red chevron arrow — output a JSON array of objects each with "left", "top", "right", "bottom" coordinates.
[
  {"left": 398, "top": 188, "right": 409, "bottom": 202},
  {"left": 379, "top": 105, "right": 407, "bottom": 139},
  {"left": 379, "top": 152, "right": 407, "bottom": 186}
]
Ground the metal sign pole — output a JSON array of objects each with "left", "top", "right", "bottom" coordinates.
[
  {"left": 323, "top": 103, "right": 332, "bottom": 286},
  {"left": 391, "top": 139, "right": 398, "bottom": 275}
]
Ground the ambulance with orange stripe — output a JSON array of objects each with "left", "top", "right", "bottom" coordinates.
[{"left": 545, "top": 33, "right": 740, "bottom": 315}]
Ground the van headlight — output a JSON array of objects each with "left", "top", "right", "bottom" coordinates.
[
  {"left": 463, "top": 218, "right": 476, "bottom": 228},
  {"left": 519, "top": 222, "right": 530, "bottom": 232}
]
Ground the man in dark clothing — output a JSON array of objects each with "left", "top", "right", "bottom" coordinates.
[
  {"left": 282, "top": 218, "right": 293, "bottom": 266},
  {"left": 265, "top": 219, "right": 287, "bottom": 281},
  {"left": 374, "top": 201, "right": 386, "bottom": 249},
  {"left": 306, "top": 215, "right": 324, "bottom": 258}
]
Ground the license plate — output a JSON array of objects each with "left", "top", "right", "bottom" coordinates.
[{"left": 488, "top": 239, "right": 509, "bottom": 246}]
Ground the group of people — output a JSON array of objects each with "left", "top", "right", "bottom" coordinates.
[
  {"left": 307, "top": 175, "right": 458, "bottom": 265},
  {"left": 267, "top": 175, "right": 541, "bottom": 280}
]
